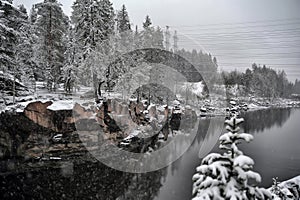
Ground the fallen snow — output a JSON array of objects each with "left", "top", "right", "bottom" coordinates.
[
  {"left": 123, "top": 129, "right": 141, "bottom": 141},
  {"left": 0, "top": 99, "right": 51, "bottom": 114},
  {"left": 248, "top": 103, "right": 268, "bottom": 110},
  {"left": 47, "top": 100, "right": 75, "bottom": 111},
  {"left": 182, "top": 81, "right": 204, "bottom": 97}
]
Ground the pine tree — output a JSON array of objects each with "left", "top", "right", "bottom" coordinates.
[
  {"left": 116, "top": 4, "right": 132, "bottom": 51},
  {"left": 72, "top": 0, "right": 114, "bottom": 59},
  {"left": 29, "top": 5, "right": 38, "bottom": 24},
  {"left": 143, "top": 15, "right": 152, "bottom": 29},
  {"left": 141, "top": 15, "right": 154, "bottom": 48},
  {"left": 62, "top": 26, "right": 79, "bottom": 93},
  {"left": 0, "top": 0, "right": 31, "bottom": 102},
  {"left": 34, "top": 0, "right": 69, "bottom": 91},
  {"left": 116, "top": 4, "right": 131, "bottom": 33},
  {"left": 71, "top": 0, "right": 115, "bottom": 98},
  {"left": 0, "top": 0, "right": 20, "bottom": 73},
  {"left": 15, "top": 5, "right": 36, "bottom": 89},
  {"left": 192, "top": 114, "right": 271, "bottom": 199},
  {"left": 152, "top": 26, "right": 164, "bottom": 49}
]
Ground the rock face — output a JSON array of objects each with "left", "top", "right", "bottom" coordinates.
[
  {"left": 24, "top": 101, "right": 75, "bottom": 133},
  {"left": 0, "top": 111, "right": 54, "bottom": 159},
  {"left": 0, "top": 99, "right": 198, "bottom": 160}
]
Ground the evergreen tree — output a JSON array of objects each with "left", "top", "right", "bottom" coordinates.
[
  {"left": 15, "top": 4, "right": 36, "bottom": 89},
  {"left": 29, "top": 5, "right": 40, "bottom": 81},
  {"left": 72, "top": 0, "right": 114, "bottom": 59},
  {"left": 0, "top": 0, "right": 20, "bottom": 73},
  {"left": 34, "top": 0, "right": 69, "bottom": 90},
  {"left": 141, "top": 15, "right": 154, "bottom": 48},
  {"left": 62, "top": 26, "right": 79, "bottom": 93},
  {"left": 192, "top": 115, "right": 271, "bottom": 199},
  {"left": 152, "top": 26, "right": 164, "bottom": 49},
  {"left": 0, "top": 0, "right": 32, "bottom": 102},
  {"left": 29, "top": 5, "right": 38, "bottom": 24},
  {"left": 116, "top": 4, "right": 132, "bottom": 51},
  {"left": 116, "top": 4, "right": 131, "bottom": 33},
  {"left": 71, "top": 0, "right": 115, "bottom": 98},
  {"left": 143, "top": 15, "right": 152, "bottom": 29},
  {"left": 293, "top": 79, "right": 300, "bottom": 94}
]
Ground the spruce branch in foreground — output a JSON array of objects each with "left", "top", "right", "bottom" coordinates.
[{"left": 192, "top": 114, "right": 271, "bottom": 200}]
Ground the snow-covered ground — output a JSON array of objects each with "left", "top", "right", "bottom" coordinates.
[
  {"left": 0, "top": 81, "right": 93, "bottom": 113},
  {"left": 269, "top": 176, "right": 300, "bottom": 199}
]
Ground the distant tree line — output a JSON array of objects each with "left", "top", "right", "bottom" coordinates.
[
  {"left": 220, "top": 63, "right": 295, "bottom": 98},
  {"left": 293, "top": 79, "right": 300, "bottom": 94}
]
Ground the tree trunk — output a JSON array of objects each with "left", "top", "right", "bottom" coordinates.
[{"left": 98, "top": 80, "right": 105, "bottom": 97}]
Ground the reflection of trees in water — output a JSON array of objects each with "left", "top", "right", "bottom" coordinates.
[
  {"left": 195, "top": 118, "right": 210, "bottom": 143},
  {"left": 0, "top": 112, "right": 54, "bottom": 159},
  {"left": 0, "top": 161, "right": 136, "bottom": 200},
  {"left": 169, "top": 118, "right": 212, "bottom": 176},
  {"left": 1, "top": 160, "right": 168, "bottom": 200},
  {"left": 242, "top": 108, "right": 292, "bottom": 133},
  {"left": 117, "top": 170, "right": 168, "bottom": 200}
]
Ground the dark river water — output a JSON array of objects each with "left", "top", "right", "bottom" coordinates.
[{"left": 1, "top": 108, "right": 300, "bottom": 200}]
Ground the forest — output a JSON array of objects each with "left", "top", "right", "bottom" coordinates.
[{"left": 1, "top": 0, "right": 300, "bottom": 103}]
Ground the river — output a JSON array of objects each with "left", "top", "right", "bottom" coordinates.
[{"left": 0, "top": 108, "right": 299, "bottom": 200}]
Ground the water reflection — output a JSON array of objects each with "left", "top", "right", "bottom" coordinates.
[
  {"left": 155, "top": 108, "right": 298, "bottom": 200},
  {"left": 0, "top": 159, "right": 168, "bottom": 200},
  {"left": 241, "top": 108, "right": 292, "bottom": 133},
  {"left": 0, "top": 108, "right": 298, "bottom": 200}
]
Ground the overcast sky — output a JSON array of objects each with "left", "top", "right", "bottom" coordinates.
[{"left": 14, "top": 0, "right": 300, "bottom": 82}]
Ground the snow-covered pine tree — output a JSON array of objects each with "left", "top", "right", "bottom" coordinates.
[
  {"left": 116, "top": 4, "right": 132, "bottom": 52},
  {"left": 72, "top": 0, "right": 115, "bottom": 61},
  {"left": 0, "top": 0, "right": 32, "bottom": 102},
  {"left": 116, "top": 5, "right": 131, "bottom": 34},
  {"left": 15, "top": 5, "right": 36, "bottom": 90},
  {"left": 140, "top": 15, "right": 164, "bottom": 49},
  {"left": 99, "top": 0, "right": 115, "bottom": 42},
  {"left": 0, "top": 0, "right": 20, "bottom": 73},
  {"left": 152, "top": 26, "right": 164, "bottom": 49},
  {"left": 192, "top": 115, "right": 271, "bottom": 199},
  {"left": 140, "top": 15, "right": 155, "bottom": 48},
  {"left": 71, "top": 0, "right": 115, "bottom": 98},
  {"left": 29, "top": 5, "right": 37, "bottom": 24},
  {"left": 62, "top": 26, "right": 79, "bottom": 94},
  {"left": 29, "top": 5, "right": 41, "bottom": 83},
  {"left": 34, "top": 0, "right": 69, "bottom": 91},
  {"left": 270, "top": 177, "right": 285, "bottom": 199}
]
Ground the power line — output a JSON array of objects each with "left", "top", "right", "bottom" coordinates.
[
  {"left": 178, "top": 39, "right": 300, "bottom": 46},
  {"left": 178, "top": 28, "right": 300, "bottom": 38},
  {"left": 169, "top": 20, "right": 300, "bottom": 78},
  {"left": 180, "top": 31, "right": 300, "bottom": 40},
  {"left": 170, "top": 17, "right": 300, "bottom": 28},
  {"left": 218, "top": 63, "right": 300, "bottom": 66},
  {"left": 182, "top": 36, "right": 300, "bottom": 43},
  {"left": 172, "top": 22, "right": 300, "bottom": 32}
]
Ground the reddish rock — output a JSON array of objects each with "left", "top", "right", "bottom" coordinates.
[
  {"left": 24, "top": 101, "right": 74, "bottom": 133},
  {"left": 24, "top": 101, "right": 54, "bottom": 131}
]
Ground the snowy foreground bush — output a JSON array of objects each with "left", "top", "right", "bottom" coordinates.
[
  {"left": 270, "top": 176, "right": 300, "bottom": 199},
  {"left": 192, "top": 115, "right": 272, "bottom": 199}
]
